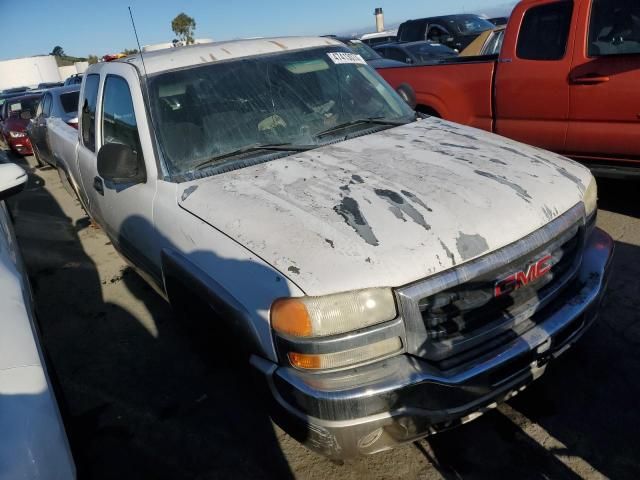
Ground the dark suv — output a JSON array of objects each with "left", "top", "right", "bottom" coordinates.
[
  {"left": 397, "top": 14, "right": 494, "bottom": 51},
  {"left": 63, "top": 74, "right": 83, "bottom": 86}
]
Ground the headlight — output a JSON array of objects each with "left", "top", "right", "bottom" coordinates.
[
  {"left": 9, "top": 131, "right": 26, "bottom": 138},
  {"left": 271, "top": 288, "right": 397, "bottom": 338},
  {"left": 583, "top": 175, "right": 597, "bottom": 218}
]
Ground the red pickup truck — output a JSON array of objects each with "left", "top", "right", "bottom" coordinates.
[{"left": 378, "top": 0, "right": 640, "bottom": 176}]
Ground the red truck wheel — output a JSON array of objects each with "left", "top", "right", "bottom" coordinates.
[{"left": 396, "top": 84, "right": 417, "bottom": 109}]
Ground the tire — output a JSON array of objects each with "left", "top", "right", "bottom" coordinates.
[{"left": 396, "top": 84, "right": 417, "bottom": 109}]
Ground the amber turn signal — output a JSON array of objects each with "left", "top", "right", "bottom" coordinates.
[
  {"left": 287, "top": 337, "right": 403, "bottom": 371},
  {"left": 271, "top": 298, "right": 313, "bottom": 337},
  {"left": 288, "top": 352, "right": 323, "bottom": 370}
]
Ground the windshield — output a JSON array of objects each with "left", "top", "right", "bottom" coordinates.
[
  {"left": 149, "top": 46, "right": 414, "bottom": 177},
  {"left": 452, "top": 15, "right": 495, "bottom": 34},
  {"left": 345, "top": 40, "right": 382, "bottom": 61},
  {"left": 406, "top": 43, "right": 459, "bottom": 62},
  {"left": 7, "top": 97, "right": 39, "bottom": 118}
]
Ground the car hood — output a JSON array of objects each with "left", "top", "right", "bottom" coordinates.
[{"left": 178, "top": 118, "right": 592, "bottom": 296}]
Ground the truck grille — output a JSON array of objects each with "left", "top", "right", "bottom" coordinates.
[{"left": 395, "top": 204, "right": 585, "bottom": 370}]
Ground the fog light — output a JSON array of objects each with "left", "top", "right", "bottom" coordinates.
[{"left": 288, "top": 337, "right": 403, "bottom": 371}]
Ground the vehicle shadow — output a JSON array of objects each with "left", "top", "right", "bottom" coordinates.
[
  {"left": 409, "top": 236, "right": 640, "bottom": 479},
  {"left": 597, "top": 177, "right": 640, "bottom": 218},
  {"left": 505, "top": 238, "right": 640, "bottom": 480},
  {"left": 117, "top": 220, "right": 297, "bottom": 479},
  {"left": 6, "top": 150, "right": 295, "bottom": 480}
]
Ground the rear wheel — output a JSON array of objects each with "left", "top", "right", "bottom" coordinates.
[{"left": 396, "top": 84, "right": 417, "bottom": 109}]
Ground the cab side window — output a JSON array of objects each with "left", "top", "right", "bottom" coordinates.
[
  {"left": 427, "top": 25, "right": 449, "bottom": 43},
  {"left": 401, "top": 20, "right": 427, "bottom": 42},
  {"left": 35, "top": 98, "right": 44, "bottom": 118},
  {"left": 588, "top": 0, "right": 640, "bottom": 56},
  {"left": 81, "top": 74, "right": 100, "bottom": 152},
  {"left": 42, "top": 95, "right": 52, "bottom": 117},
  {"left": 101, "top": 75, "right": 143, "bottom": 162},
  {"left": 387, "top": 47, "right": 410, "bottom": 63},
  {"left": 517, "top": 1, "right": 574, "bottom": 60}
]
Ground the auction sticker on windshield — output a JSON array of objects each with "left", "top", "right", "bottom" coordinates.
[{"left": 327, "top": 52, "right": 367, "bottom": 65}]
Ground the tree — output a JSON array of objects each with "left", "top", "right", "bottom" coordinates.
[
  {"left": 122, "top": 48, "right": 139, "bottom": 56},
  {"left": 87, "top": 55, "right": 99, "bottom": 65},
  {"left": 171, "top": 13, "right": 196, "bottom": 45},
  {"left": 51, "top": 46, "right": 65, "bottom": 57}
]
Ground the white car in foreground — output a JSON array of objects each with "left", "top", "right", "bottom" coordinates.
[
  {"left": 48, "top": 37, "right": 613, "bottom": 459},
  {"left": 0, "top": 161, "right": 75, "bottom": 479}
]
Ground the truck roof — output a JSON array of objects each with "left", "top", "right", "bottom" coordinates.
[
  {"left": 119, "top": 36, "right": 344, "bottom": 76},
  {"left": 402, "top": 13, "right": 487, "bottom": 23}
]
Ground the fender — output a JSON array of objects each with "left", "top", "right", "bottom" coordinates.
[
  {"left": 415, "top": 92, "right": 447, "bottom": 119},
  {"left": 161, "top": 248, "right": 266, "bottom": 357}
]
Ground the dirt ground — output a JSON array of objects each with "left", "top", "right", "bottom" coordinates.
[{"left": 4, "top": 149, "right": 640, "bottom": 479}]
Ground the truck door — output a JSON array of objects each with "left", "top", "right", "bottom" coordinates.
[
  {"left": 32, "top": 93, "right": 51, "bottom": 164},
  {"left": 77, "top": 73, "right": 103, "bottom": 220},
  {"left": 494, "top": 0, "right": 576, "bottom": 153},
  {"left": 93, "top": 64, "right": 161, "bottom": 281},
  {"left": 566, "top": 0, "right": 640, "bottom": 163}
]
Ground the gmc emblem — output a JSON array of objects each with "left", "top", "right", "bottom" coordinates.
[{"left": 494, "top": 254, "right": 553, "bottom": 297}]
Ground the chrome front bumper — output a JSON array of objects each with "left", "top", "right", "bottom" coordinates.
[{"left": 252, "top": 228, "right": 614, "bottom": 459}]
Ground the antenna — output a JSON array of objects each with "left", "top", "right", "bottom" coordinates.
[
  {"left": 127, "top": 5, "right": 165, "bottom": 175},
  {"left": 128, "top": 6, "right": 149, "bottom": 77}
]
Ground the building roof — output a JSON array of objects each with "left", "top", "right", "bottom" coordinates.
[{"left": 119, "top": 36, "right": 344, "bottom": 75}]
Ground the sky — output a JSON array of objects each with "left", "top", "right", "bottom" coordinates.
[{"left": 0, "top": 0, "right": 515, "bottom": 61}]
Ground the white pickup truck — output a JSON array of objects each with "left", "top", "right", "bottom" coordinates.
[{"left": 48, "top": 37, "right": 613, "bottom": 459}]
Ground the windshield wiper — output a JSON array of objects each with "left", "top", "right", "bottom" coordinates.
[
  {"left": 195, "top": 143, "right": 314, "bottom": 170},
  {"left": 314, "top": 117, "right": 409, "bottom": 139}
]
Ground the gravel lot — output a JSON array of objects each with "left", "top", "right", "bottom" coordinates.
[{"left": 5, "top": 149, "right": 640, "bottom": 479}]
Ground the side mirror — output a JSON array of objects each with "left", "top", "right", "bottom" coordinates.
[
  {"left": 0, "top": 163, "right": 28, "bottom": 201},
  {"left": 97, "top": 143, "right": 146, "bottom": 184}
]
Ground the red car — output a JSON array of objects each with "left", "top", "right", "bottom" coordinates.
[{"left": 0, "top": 93, "right": 41, "bottom": 156}]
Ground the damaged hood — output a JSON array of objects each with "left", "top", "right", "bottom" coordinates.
[{"left": 178, "top": 118, "right": 592, "bottom": 296}]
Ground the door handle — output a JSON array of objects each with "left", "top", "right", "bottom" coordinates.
[
  {"left": 570, "top": 74, "right": 610, "bottom": 85},
  {"left": 93, "top": 176, "right": 104, "bottom": 196}
]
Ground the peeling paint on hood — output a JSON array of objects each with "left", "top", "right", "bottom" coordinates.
[{"left": 177, "top": 117, "right": 592, "bottom": 296}]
